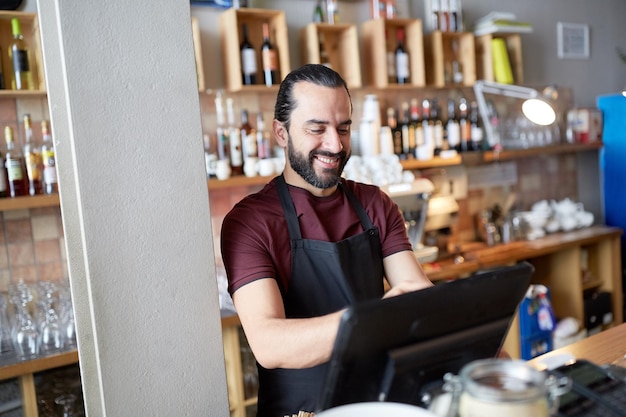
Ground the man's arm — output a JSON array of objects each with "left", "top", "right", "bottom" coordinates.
[
  {"left": 232, "top": 278, "right": 344, "bottom": 370},
  {"left": 383, "top": 250, "right": 433, "bottom": 298}
]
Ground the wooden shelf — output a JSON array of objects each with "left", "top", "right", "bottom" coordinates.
[
  {"left": 400, "top": 154, "right": 463, "bottom": 170},
  {"left": 0, "top": 350, "right": 78, "bottom": 381},
  {"left": 0, "top": 194, "right": 60, "bottom": 211},
  {"left": 482, "top": 142, "right": 603, "bottom": 162},
  {"left": 208, "top": 175, "right": 273, "bottom": 190},
  {"left": 0, "top": 90, "right": 46, "bottom": 98}
]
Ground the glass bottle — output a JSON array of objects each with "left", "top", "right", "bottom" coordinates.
[
  {"left": 446, "top": 98, "right": 461, "bottom": 152},
  {"left": 9, "top": 18, "right": 34, "bottom": 91},
  {"left": 41, "top": 120, "right": 58, "bottom": 194},
  {"left": 256, "top": 113, "right": 272, "bottom": 159},
  {"left": 439, "top": 0, "right": 450, "bottom": 32},
  {"left": 422, "top": 99, "right": 434, "bottom": 153},
  {"left": 240, "top": 109, "right": 257, "bottom": 160},
  {"left": 226, "top": 98, "right": 243, "bottom": 176},
  {"left": 326, "top": 0, "right": 339, "bottom": 24},
  {"left": 400, "top": 101, "right": 412, "bottom": 158},
  {"left": 387, "top": 107, "right": 403, "bottom": 159},
  {"left": 458, "top": 97, "right": 471, "bottom": 152},
  {"left": 411, "top": 98, "right": 424, "bottom": 150},
  {"left": 385, "top": 29, "right": 396, "bottom": 84},
  {"left": 431, "top": 99, "right": 445, "bottom": 155},
  {"left": 215, "top": 93, "right": 230, "bottom": 163},
  {"left": 23, "top": 114, "right": 42, "bottom": 196},
  {"left": 395, "top": 28, "right": 410, "bottom": 84},
  {"left": 469, "top": 100, "right": 484, "bottom": 151},
  {"left": 313, "top": 0, "right": 325, "bottom": 23},
  {"left": 261, "top": 22, "right": 279, "bottom": 87},
  {"left": 240, "top": 24, "right": 257, "bottom": 86},
  {"left": 4, "top": 126, "right": 28, "bottom": 197}
]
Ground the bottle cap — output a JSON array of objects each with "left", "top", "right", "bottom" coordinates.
[{"left": 11, "top": 18, "right": 21, "bottom": 36}]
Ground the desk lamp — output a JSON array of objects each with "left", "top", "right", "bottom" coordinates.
[{"left": 474, "top": 80, "right": 558, "bottom": 149}]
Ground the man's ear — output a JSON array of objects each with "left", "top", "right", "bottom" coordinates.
[{"left": 273, "top": 119, "right": 288, "bottom": 147}]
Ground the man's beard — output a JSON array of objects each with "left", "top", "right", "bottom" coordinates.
[{"left": 287, "top": 135, "right": 349, "bottom": 189}]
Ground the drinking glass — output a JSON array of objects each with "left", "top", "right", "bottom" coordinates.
[
  {"left": 59, "top": 279, "right": 77, "bottom": 350},
  {"left": 9, "top": 279, "right": 39, "bottom": 360},
  {"left": 0, "top": 293, "right": 14, "bottom": 359},
  {"left": 37, "top": 281, "right": 65, "bottom": 355},
  {"left": 55, "top": 394, "right": 78, "bottom": 417}
]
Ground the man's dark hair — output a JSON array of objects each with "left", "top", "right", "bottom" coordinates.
[{"left": 274, "top": 64, "right": 352, "bottom": 132}]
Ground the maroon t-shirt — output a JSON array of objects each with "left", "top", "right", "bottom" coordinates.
[{"left": 220, "top": 177, "right": 411, "bottom": 295}]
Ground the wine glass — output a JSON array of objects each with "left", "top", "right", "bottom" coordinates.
[
  {"left": 55, "top": 394, "right": 78, "bottom": 417},
  {"left": 9, "top": 279, "right": 39, "bottom": 360},
  {"left": 58, "top": 279, "right": 77, "bottom": 350},
  {"left": 0, "top": 293, "right": 15, "bottom": 360},
  {"left": 37, "top": 281, "right": 65, "bottom": 355}
]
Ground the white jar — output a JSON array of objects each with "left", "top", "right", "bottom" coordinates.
[{"left": 449, "top": 359, "right": 570, "bottom": 417}]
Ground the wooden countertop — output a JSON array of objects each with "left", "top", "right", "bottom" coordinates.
[
  {"left": 422, "top": 225, "right": 622, "bottom": 281},
  {"left": 529, "top": 322, "right": 626, "bottom": 367}
]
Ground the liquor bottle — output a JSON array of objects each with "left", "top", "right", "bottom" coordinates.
[
  {"left": 256, "top": 113, "right": 272, "bottom": 159},
  {"left": 446, "top": 98, "right": 461, "bottom": 152},
  {"left": 409, "top": 98, "right": 423, "bottom": 152},
  {"left": 409, "top": 98, "right": 424, "bottom": 151},
  {"left": 458, "top": 97, "right": 471, "bottom": 152},
  {"left": 387, "top": 107, "right": 403, "bottom": 158},
  {"left": 430, "top": 0, "right": 441, "bottom": 32},
  {"left": 215, "top": 94, "right": 230, "bottom": 163},
  {"left": 261, "top": 23, "right": 280, "bottom": 87},
  {"left": 9, "top": 18, "right": 34, "bottom": 91},
  {"left": 370, "top": 0, "right": 385, "bottom": 19},
  {"left": 422, "top": 99, "right": 434, "bottom": 152},
  {"left": 400, "top": 101, "right": 412, "bottom": 158},
  {"left": 469, "top": 100, "right": 484, "bottom": 151},
  {"left": 40, "top": 120, "right": 58, "bottom": 194},
  {"left": 395, "top": 28, "right": 410, "bottom": 84},
  {"left": 22, "top": 114, "right": 42, "bottom": 195},
  {"left": 430, "top": 99, "right": 445, "bottom": 155},
  {"left": 4, "top": 126, "right": 28, "bottom": 197},
  {"left": 0, "top": 145, "right": 6, "bottom": 198},
  {"left": 439, "top": 0, "right": 450, "bottom": 32},
  {"left": 385, "top": 0, "right": 397, "bottom": 18},
  {"left": 326, "top": 0, "right": 339, "bottom": 24},
  {"left": 240, "top": 24, "right": 257, "bottom": 86},
  {"left": 449, "top": 0, "right": 462, "bottom": 32},
  {"left": 226, "top": 98, "right": 244, "bottom": 176},
  {"left": 313, "top": 0, "right": 325, "bottom": 22},
  {"left": 240, "top": 109, "right": 257, "bottom": 160}
]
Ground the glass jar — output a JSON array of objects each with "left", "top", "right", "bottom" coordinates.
[{"left": 444, "top": 359, "right": 571, "bottom": 417}]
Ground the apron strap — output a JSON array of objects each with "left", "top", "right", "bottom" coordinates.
[{"left": 276, "top": 175, "right": 303, "bottom": 240}]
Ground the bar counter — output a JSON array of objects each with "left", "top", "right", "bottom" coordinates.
[{"left": 530, "top": 322, "right": 626, "bottom": 367}]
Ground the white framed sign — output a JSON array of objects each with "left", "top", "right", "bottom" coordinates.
[{"left": 557, "top": 22, "right": 590, "bottom": 59}]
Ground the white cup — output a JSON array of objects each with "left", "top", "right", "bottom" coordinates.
[
  {"left": 244, "top": 157, "right": 259, "bottom": 178},
  {"left": 215, "top": 159, "right": 232, "bottom": 180},
  {"left": 257, "top": 158, "right": 275, "bottom": 177}
]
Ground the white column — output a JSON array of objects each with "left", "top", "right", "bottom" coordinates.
[{"left": 35, "top": 1, "right": 229, "bottom": 415}]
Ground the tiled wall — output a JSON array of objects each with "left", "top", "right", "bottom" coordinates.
[{"left": 0, "top": 206, "right": 66, "bottom": 292}]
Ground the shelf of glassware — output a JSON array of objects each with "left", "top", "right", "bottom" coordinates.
[{"left": 0, "top": 350, "right": 79, "bottom": 417}]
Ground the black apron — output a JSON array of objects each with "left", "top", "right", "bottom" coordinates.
[{"left": 256, "top": 175, "right": 384, "bottom": 417}]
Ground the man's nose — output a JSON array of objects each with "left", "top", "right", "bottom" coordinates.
[{"left": 323, "top": 129, "right": 344, "bottom": 153}]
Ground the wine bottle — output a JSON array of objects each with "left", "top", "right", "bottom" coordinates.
[
  {"left": 422, "top": 99, "right": 434, "bottom": 153},
  {"left": 446, "top": 98, "right": 461, "bottom": 152},
  {"left": 9, "top": 18, "right": 34, "bottom": 91},
  {"left": 410, "top": 98, "right": 424, "bottom": 151},
  {"left": 387, "top": 107, "right": 403, "bottom": 158},
  {"left": 326, "top": 0, "right": 339, "bottom": 24},
  {"left": 400, "top": 101, "right": 412, "bottom": 158},
  {"left": 261, "top": 23, "right": 279, "bottom": 87},
  {"left": 4, "top": 126, "right": 28, "bottom": 197},
  {"left": 226, "top": 98, "right": 243, "bottom": 176},
  {"left": 41, "top": 120, "right": 58, "bottom": 194},
  {"left": 469, "top": 100, "right": 484, "bottom": 151},
  {"left": 256, "top": 113, "right": 272, "bottom": 160},
  {"left": 313, "top": 0, "right": 325, "bottom": 23},
  {"left": 22, "top": 114, "right": 42, "bottom": 195},
  {"left": 240, "top": 24, "right": 257, "bottom": 86},
  {"left": 395, "top": 28, "right": 410, "bottom": 84},
  {"left": 385, "top": 29, "right": 396, "bottom": 84},
  {"left": 0, "top": 139, "right": 6, "bottom": 198},
  {"left": 458, "top": 97, "right": 471, "bottom": 152},
  {"left": 430, "top": 100, "right": 444, "bottom": 155}
]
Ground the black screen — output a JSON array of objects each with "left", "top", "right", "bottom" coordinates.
[{"left": 317, "top": 261, "right": 534, "bottom": 412}]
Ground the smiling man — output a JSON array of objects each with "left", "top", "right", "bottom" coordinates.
[{"left": 220, "top": 64, "right": 432, "bottom": 417}]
